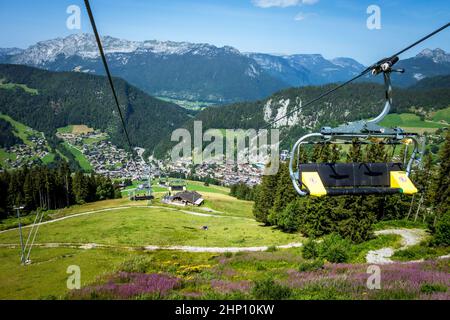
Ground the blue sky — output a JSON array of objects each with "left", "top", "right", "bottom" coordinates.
[{"left": 0, "top": 0, "right": 449, "bottom": 64}]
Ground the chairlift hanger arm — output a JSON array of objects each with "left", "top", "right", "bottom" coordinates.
[{"left": 265, "top": 22, "right": 449, "bottom": 130}]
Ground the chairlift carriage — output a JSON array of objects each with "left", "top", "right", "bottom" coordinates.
[{"left": 289, "top": 56, "right": 425, "bottom": 197}]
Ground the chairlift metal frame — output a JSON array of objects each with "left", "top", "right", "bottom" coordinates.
[{"left": 289, "top": 57, "right": 425, "bottom": 196}]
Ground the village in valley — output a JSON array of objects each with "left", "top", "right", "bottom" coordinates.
[
  {"left": 1, "top": 122, "right": 266, "bottom": 188},
  {"left": 162, "top": 157, "right": 263, "bottom": 187},
  {"left": 56, "top": 126, "right": 265, "bottom": 186},
  {"left": 2, "top": 133, "right": 50, "bottom": 168},
  {"left": 56, "top": 126, "right": 151, "bottom": 180}
]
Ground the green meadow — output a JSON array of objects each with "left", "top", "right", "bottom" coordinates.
[
  {"left": 62, "top": 142, "right": 92, "bottom": 171},
  {"left": 380, "top": 112, "right": 449, "bottom": 133}
]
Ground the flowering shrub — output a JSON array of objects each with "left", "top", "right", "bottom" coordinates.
[
  {"left": 118, "top": 256, "right": 151, "bottom": 273},
  {"left": 211, "top": 280, "right": 252, "bottom": 294},
  {"left": 68, "top": 272, "right": 180, "bottom": 300},
  {"left": 252, "top": 278, "right": 292, "bottom": 300},
  {"left": 285, "top": 259, "right": 450, "bottom": 299},
  {"left": 177, "top": 264, "right": 212, "bottom": 276}
]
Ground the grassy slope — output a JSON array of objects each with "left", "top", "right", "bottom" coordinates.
[
  {"left": 0, "top": 195, "right": 297, "bottom": 299},
  {"left": 57, "top": 125, "right": 74, "bottom": 134},
  {"left": 431, "top": 106, "right": 450, "bottom": 123},
  {"left": 0, "top": 149, "right": 15, "bottom": 167},
  {"left": 41, "top": 152, "right": 55, "bottom": 164},
  {"left": 0, "top": 113, "right": 56, "bottom": 167},
  {"left": 0, "top": 194, "right": 436, "bottom": 300},
  {"left": 62, "top": 142, "right": 92, "bottom": 171},
  {"left": 0, "top": 246, "right": 220, "bottom": 299},
  {"left": 0, "top": 80, "right": 38, "bottom": 95},
  {"left": 0, "top": 113, "right": 35, "bottom": 146},
  {"left": 0, "top": 247, "right": 139, "bottom": 299},
  {"left": 0, "top": 206, "right": 298, "bottom": 247},
  {"left": 380, "top": 113, "right": 449, "bottom": 133}
]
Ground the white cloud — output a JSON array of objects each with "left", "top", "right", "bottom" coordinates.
[
  {"left": 294, "top": 12, "right": 306, "bottom": 21},
  {"left": 252, "top": 0, "right": 318, "bottom": 8},
  {"left": 301, "top": 0, "right": 319, "bottom": 5},
  {"left": 252, "top": 0, "right": 300, "bottom": 8},
  {"left": 294, "top": 11, "right": 317, "bottom": 21}
]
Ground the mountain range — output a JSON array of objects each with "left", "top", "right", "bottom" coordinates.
[
  {"left": 2, "top": 34, "right": 450, "bottom": 104},
  {"left": 0, "top": 34, "right": 286, "bottom": 104},
  {"left": 244, "top": 53, "right": 366, "bottom": 86},
  {"left": 1, "top": 64, "right": 449, "bottom": 163}
]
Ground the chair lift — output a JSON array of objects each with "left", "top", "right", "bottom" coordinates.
[{"left": 289, "top": 56, "right": 424, "bottom": 197}]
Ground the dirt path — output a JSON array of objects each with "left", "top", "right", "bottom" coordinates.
[
  {"left": 365, "top": 228, "right": 428, "bottom": 264},
  {"left": 0, "top": 241, "right": 304, "bottom": 253}
]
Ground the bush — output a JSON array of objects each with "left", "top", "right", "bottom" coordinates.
[
  {"left": 301, "top": 234, "right": 351, "bottom": 263},
  {"left": 302, "top": 239, "right": 319, "bottom": 260},
  {"left": 118, "top": 256, "right": 151, "bottom": 273},
  {"left": 319, "top": 234, "right": 351, "bottom": 263},
  {"left": 252, "top": 278, "right": 292, "bottom": 300},
  {"left": 431, "top": 213, "right": 450, "bottom": 247},
  {"left": 391, "top": 244, "right": 437, "bottom": 261},
  {"left": 420, "top": 283, "right": 447, "bottom": 294},
  {"left": 265, "top": 245, "right": 278, "bottom": 252},
  {"left": 298, "top": 259, "right": 324, "bottom": 272},
  {"left": 278, "top": 201, "right": 301, "bottom": 232}
]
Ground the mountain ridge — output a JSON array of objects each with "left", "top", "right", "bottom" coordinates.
[
  {"left": 1, "top": 34, "right": 287, "bottom": 104},
  {"left": 1, "top": 34, "right": 449, "bottom": 104}
]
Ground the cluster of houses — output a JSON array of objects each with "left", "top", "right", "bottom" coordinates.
[
  {"left": 164, "top": 157, "right": 263, "bottom": 187},
  {"left": 57, "top": 130, "right": 153, "bottom": 180},
  {"left": 3, "top": 134, "right": 50, "bottom": 169},
  {"left": 4, "top": 124, "right": 290, "bottom": 192},
  {"left": 198, "top": 162, "right": 262, "bottom": 186}
]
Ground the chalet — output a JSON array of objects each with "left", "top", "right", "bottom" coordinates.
[{"left": 163, "top": 191, "right": 204, "bottom": 206}]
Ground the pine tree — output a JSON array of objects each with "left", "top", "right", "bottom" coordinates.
[
  {"left": 23, "top": 172, "right": 35, "bottom": 210},
  {"left": 268, "top": 162, "right": 297, "bottom": 225},
  {"left": 72, "top": 171, "right": 88, "bottom": 204},
  {"left": 253, "top": 162, "right": 279, "bottom": 225},
  {"left": 433, "top": 131, "right": 450, "bottom": 217},
  {"left": 330, "top": 144, "right": 341, "bottom": 163},
  {"left": 365, "top": 142, "right": 386, "bottom": 162},
  {"left": 311, "top": 144, "right": 322, "bottom": 163},
  {"left": 0, "top": 171, "right": 10, "bottom": 219},
  {"left": 347, "top": 139, "right": 362, "bottom": 162},
  {"left": 319, "top": 144, "right": 331, "bottom": 163},
  {"left": 58, "top": 161, "right": 73, "bottom": 207}
]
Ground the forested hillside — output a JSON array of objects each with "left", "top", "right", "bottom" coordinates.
[
  {"left": 0, "top": 118, "right": 21, "bottom": 148},
  {"left": 154, "top": 76, "right": 450, "bottom": 157},
  {"left": 0, "top": 64, "right": 189, "bottom": 154},
  {"left": 0, "top": 162, "right": 119, "bottom": 219}
]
